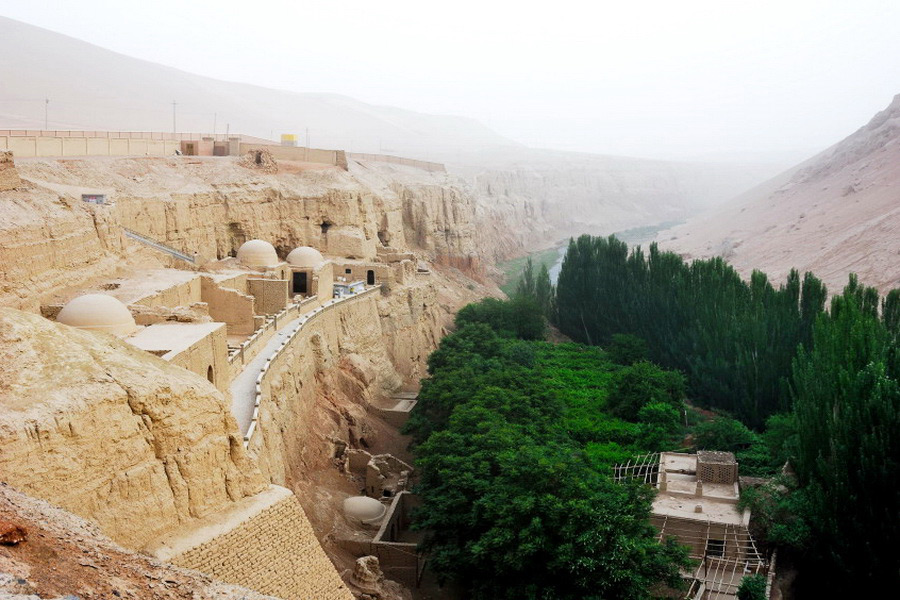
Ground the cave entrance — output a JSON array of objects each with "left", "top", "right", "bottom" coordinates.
[
  {"left": 207, "top": 365, "right": 215, "bottom": 384},
  {"left": 293, "top": 271, "right": 308, "bottom": 295},
  {"left": 367, "top": 270, "right": 375, "bottom": 285}
]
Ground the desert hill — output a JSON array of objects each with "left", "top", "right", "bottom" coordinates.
[
  {"left": 658, "top": 94, "right": 900, "bottom": 295},
  {"left": 0, "top": 14, "right": 778, "bottom": 231},
  {"left": 0, "top": 16, "right": 515, "bottom": 158}
]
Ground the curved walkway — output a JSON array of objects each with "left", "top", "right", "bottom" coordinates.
[
  {"left": 230, "top": 314, "right": 302, "bottom": 434},
  {"left": 228, "top": 286, "right": 381, "bottom": 442}
]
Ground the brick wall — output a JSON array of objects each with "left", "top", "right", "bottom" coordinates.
[{"left": 171, "top": 488, "right": 354, "bottom": 600}]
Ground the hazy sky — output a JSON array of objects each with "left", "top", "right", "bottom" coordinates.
[{"left": 1, "top": 0, "right": 899, "bottom": 162}]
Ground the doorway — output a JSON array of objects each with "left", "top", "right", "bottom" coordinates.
[
  {"left": 293, "top": 271, "right": 308, "bottom": 294},
  {"left": 367, "top": 269, "right": 375, "bottom": 285}
]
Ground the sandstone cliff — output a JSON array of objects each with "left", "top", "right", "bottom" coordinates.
[
  {"left": 0, "top": 308, "right": 265, "bottom": 549},
  {"left": 0, "top": 157, "right": 506, "bottom": 313},
  {"left": 658, "top": 94, "right": 900, "bottom": 295},
  {"left": 0, "top": 483, "right": 279, "bottom": 600}
]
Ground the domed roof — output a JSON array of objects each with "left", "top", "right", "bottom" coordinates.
[
  {"left": 237, "top": 239, "right": 279, "bottom": 268},
  {"left": 343, "top": 496, "right": 386, "bottom": 523},
  {"left": 286, "top": 246, "right": 325, "bottom": 269},
  {"left": 57, "top": 294, "right": 137, "bottom": 336}
]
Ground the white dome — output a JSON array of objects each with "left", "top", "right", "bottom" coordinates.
[
  {"left": 57, "top": 294, "right": 137, "bottom": 336},
  {"left": 286, "top": 246, "right": 324, "bottom": 269},
  {"left": 237, "top": 239, "right": 279, "bottom": 268},
  {"left": 343, "top": 496, "right": 386, "bottom": 523}
]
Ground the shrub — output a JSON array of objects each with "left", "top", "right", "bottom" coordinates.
[
  {"left": 608, "top": 333, "right": 648, "bottom": 365},
  {"left": 607, "top": 361, "right": 686, "bottom": 421},
  {"left": 736, "top": 573, "right": 767, "bottom": 600}
]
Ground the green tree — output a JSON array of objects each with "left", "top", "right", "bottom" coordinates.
[
  {"left": 607, "top": 333, "right": 648, "bottom": 365},
  {"left": 785, "top": 279, "right": 900, "bottom": 594},
  {"left": 692, "top": 415, "right": 756, "bottom": 452},
  {"left": 456, "top": 296, "right": 546, "bottom": 340},
  {"left": 553, "top": 234, "right": 826, "bottom": 425},
  {"left": 606, "top": 361, "right": 686, "bottom": 421},
  {"left": 736, "top": 574, "right": 767, "bottom": 600}
]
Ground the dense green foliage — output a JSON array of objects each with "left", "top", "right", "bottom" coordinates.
[
  {"left": 736, "top": 574, "right": 767, "bottom": 600},
  {"left": 405, "top": 300, "right": 690, "bottom": 599},
  {"left": 782, "top": 276, "right": 900, "bottom": 593},
  {"left": 456, "top": 296, "right": 547, "bottom": 340},
  {"left": 606, "top": 361, "right": 685, "bottom": 421},
  {"left": 547, "top": 235, "right": 900, "bottom": 594},
  {"left": 607, "top": 333, "right": 649, "bottom": 365},
  {"left": 516, "top": 257, "right": 556, "bottom": 321},
  {"left": 554, "top": 235, "right": 827, "bottom": 426}
]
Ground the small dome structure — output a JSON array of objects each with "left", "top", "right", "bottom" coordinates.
[
  {"left": 286, "top": 246, "right": 325, "bottom": 269},
  {"left": 343, "top": 496, "right": 386, "bottom": 524},
  {"left": 57, "top": 294, "right": 137, "bottom": 336},
  {"left": 237, "top": 239, "right": 279, "bottom": 268}
]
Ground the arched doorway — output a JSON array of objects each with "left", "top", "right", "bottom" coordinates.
[{"left": 207, "top": 365, "right": 215, "bottom": 384}]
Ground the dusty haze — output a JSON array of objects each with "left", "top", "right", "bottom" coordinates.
[{"left": 2, "top": 1, "right": 900, "bottom": 163}]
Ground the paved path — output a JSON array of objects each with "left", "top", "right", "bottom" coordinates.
[{"left": 229, "top": 315, "right": 302, "bottom": 434}]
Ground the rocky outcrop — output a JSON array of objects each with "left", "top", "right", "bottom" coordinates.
[
  {"left": 0, "top": 308, "right": 265, "bottom": 549},
  {"left": 0, "top": 483, "right": 280, "bottom": 600},
  {"left": 0, "top": 157, "right": 501, "bottom": 312},
  {"left": 0, "top": 151, "right": 21, "bottom": 191},
  {"left": 0, "top": 178, "right": 126, "bottom": 313},
  {"left": 659, "top": 94, "right": 900, "bottom": 295},
  {"left": 346, "top": 556, "right": 411, "bottom": 600}
]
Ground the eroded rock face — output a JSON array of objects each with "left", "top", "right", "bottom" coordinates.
[
  {"left": 0, "top": 151, "right": 21, "bottom": 191},
  {"left": 0, "top": 308, "right": 265, "bottom": 549},
  {"left": 0, "top": 158, "right": 513, "bottom": 313}
]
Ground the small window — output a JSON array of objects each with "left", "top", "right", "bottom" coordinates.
[{"left": 345, "top": 268, "right": 352, "bottom": 274}]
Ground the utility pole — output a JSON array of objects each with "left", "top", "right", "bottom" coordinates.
[
  {"left": 44, "top": 98, "right": 49, "bottom": 130},
  {"left": 305, "top": 127, "right": 309, "bottom": 148},
  {"left": 213, "top": 112, "right": 217, "bottom": 137},
  {"left": 172, "top": 101, "right": 177, "bottom": 134}
]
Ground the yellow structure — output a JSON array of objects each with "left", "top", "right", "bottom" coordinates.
[
  {"left": 126, "top": 322, "right": 229, "bottom": 392},
  {"left": 56, "top": 293, "right": 137, "bottom": 336},
  {"left": 616, "top": 451, "right": 770, "bottom": 599},
  {"left": 237, "top": 239, "right": 280, "bottom": 268}
]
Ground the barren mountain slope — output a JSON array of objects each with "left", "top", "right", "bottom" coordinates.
[
  {"left": 658, "top": 94, "right": 900, "bottom": 295},
  {"left": 0, "top": 15, "right": 776, "bottom": 228},
  {"left": 0, "top": 16, "right": 514, "bottom": 158}
]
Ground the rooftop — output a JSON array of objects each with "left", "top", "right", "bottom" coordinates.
[
  {"left": 127, "top": 322, "right": 224, "bottom": 360},
  {"left": 651, "top": 452, "right": 747, "bottom": 526}
]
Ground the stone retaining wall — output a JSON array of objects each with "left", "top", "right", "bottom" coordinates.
[{"left": 157, "top": 486, "right": 353, "bottom": 600}]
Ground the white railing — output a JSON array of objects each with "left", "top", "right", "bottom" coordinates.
[
  {"left": 242, "top": 285, "right": 382, "bottom": 447},
  {"left": 228, "top": 295, "right": 320, "bottom": 368}
]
